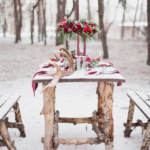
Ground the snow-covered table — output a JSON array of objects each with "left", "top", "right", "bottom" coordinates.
[{"left": 33, "top": 69, "right": 125, "bottom": 150}]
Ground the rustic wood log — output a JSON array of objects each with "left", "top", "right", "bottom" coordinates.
[
  {"left": 124, "top": 120, "right": 147, "bottom": 130},
  {"left": 42, "top": 83, "right": 55, "bottom": 150},
  {"left": 53, "top": 111, "right": 59, "bottom": 150},
  {"left": 58, "top": 117, "right": 92, "bottom": 124},
  {"left": 97, "top": 81, "right": 114, "bottom": 150},
  {"left": 0, "top": 140, "right": 6, "bottom": 146},
  {"left": 0, "top": 121, "right": 16, "bottom": 150},
  {"left": 124, "top": 100, "right": 135, "bottom": 137},
  {"left": 59, "top": 137, "right": 104, "bottom": 145},
  {"left": 92, "top": 111, "right": 105, "bottom": 140},
  {"left": 13, "top": 102, "right": 26, "bottom": 137},
  {"left": 140, "top": 122, "right": 150, "bottom": 150},
  {"left": 6, "top": 121, "right": 24, "bottom": 129},
  {"left": 42, "top": 137, "right": 105, "bottom": 145}
]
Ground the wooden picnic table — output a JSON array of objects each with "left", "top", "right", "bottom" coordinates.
[{"left": 33, "top": 69, "right": 125, "bottom": 150}]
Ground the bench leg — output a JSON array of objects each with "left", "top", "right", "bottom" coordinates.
[
  {"left": 0, "top": 121, "right": 16, "bottom": 150},
  {"left": 140, "top": 122, "right": 150, "bottom": 150},
  {"left": 13, "top": 102, "right": 26, "bottom": 137},
  {"left": 124, "top": 100, "right": 135, "bottom": 137},
  {"left": 97, "top": 81, "right": 114, "bottom": 150}
]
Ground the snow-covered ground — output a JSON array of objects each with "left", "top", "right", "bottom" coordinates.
[{"left": 0, "top": 37, "right": 150, "bottom": 150}]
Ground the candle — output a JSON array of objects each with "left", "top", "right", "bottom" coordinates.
[
  {"left": 83, "top": 37, "right": 86, "bottom": 56},
  {"left": 76, "top": 0, "right": 80, "bottom": 56},
  {"left": 77, "top": 36, "right": 80, "bottom": 56}
]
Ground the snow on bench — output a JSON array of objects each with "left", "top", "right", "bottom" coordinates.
[
  {"left": 0, "top": 94, "right": 26, "bottom": 150},
  {"left": 124, "top": 90, "right": 150, "bottom": 150},
  {"left": 0, "top": 94, "right": 20, "bottom": 120},
  {"left": 127, "top": 90, "right": 150, "bottom": 119}
]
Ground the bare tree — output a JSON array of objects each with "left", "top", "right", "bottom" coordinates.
[
  {"left": 30, "top": 0, "right": 41, "bottom": 44},
  {"left": 147, "top": 0, "right": 150, "bottom": 65},
  {"left": 13, "top": 0, "right": 22, "bottom": 43},
  {"left": 139, "top": 0, "right": 144, "bottom": 22},
  {"left": 132, "top": 0, "right": 140, "bottom": 37},
  {"left": 56, "top": 0, "right": 66, "bottom": 45},
  {"left": 98, "top": 0, "right": 109, "bottom": 59},
  {"left": 120, "top": 0, "right": 126, "bottom": 40},
  {"left": 37, "top": 1, "right": 42, "bottom": 42},
  {"left": 2, "top": 18, "right": 7, "bottom": 37},
  {"left": 87, "top": 0, "right": 91, "bottom": 21},
  {"left": 41, "top": 0, "right": 47, "bottom": 45},
  {"left": 0, "top": 0, "right": 7, "bottom": 37},
  {"left": 64, "top": 0, "right": 77, "bottom": 50}
]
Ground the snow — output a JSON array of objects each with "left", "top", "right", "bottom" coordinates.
[{"left": 0, "top": 37, "right": 150, "bottom": 150}]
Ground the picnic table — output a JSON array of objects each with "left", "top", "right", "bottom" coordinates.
[{"left": 33, "top": 66, "right": 125, "bottom": 150}]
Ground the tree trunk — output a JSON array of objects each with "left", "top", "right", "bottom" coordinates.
[
  {"left": 87, "top": 0, "right": 91, "bottom": 21},
  {"left": 30, "top": 8, "right": 34, "bottom": 44},
  {"left": 121, "top": 0, "right": 126, "bottom": 40},
  {"left": 42, "top": 0, "right": 47, "bottom": 45},
  {"left": 98, "top": 0, "right": 109, "bottom": 59},
  {"left": 17, "top": 0, "right": 22, "bottom": 41},
  {"left": 13, "top": 0, "right": 22, "bottom": 43},
  {"left": 30, "top": 0, "right": 42, "bottom": 44},
  {"left": 139, "top": 1, "right": 144, "bottom": 22},
  {"left": 147, "top": 0, "right": 150, "bottom": 65},
  {"left": 37, "top": 2, "right": 42, "bottom": 42},
  {"left": 64, "top": 0, "right": 77, "bottom": 50},
  {"left": 1, "top": 1, "right": 7, "bottom": 38},
  {"left": 132, "top": 0, "right": 140, "bottom": 37},
  {"left": 56, "top": 0, "right": 66, "bottom": 46},
  {"left": 2, "top": 18, "right": 7, "bottom": 37}
]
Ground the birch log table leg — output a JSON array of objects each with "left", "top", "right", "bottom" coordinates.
[
  {"left": 42, "top": 82, "right": 55, "bottom": 150},
  {"left": 97, "top": 81, "right": 114, "bottom": 150}
]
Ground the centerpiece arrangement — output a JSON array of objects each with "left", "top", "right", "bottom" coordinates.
[
  {"left": 56, "top": 17, "right": 99, "bottom": 70},
  {"left": 56, "top": 18, "right": 99, "bottom": 56}
]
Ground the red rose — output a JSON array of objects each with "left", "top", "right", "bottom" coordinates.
[
  {"left": 69, "top": 22, "right": 74, "bottom": 28},
  {"left": 76, "top": 23, "right": 82, "bottom": 30},
  {"left": 63, "top": 22, "right": 67, "bottom": 27},
  {"left": 86, "top": 57, "right": 91, "bottom": 62},
  {"left": 73, "top": 26, "right": 77, "bottom": 33},
  {"left": 84, "top": 25, "right": 92, "bottom": 34},
  {"left": 64, "top": 27, "right": 69, "bottom": 32},
  {"left": 93, "top": 29, "right": 96, "bottom": 33},
  {"left": 59, "top": 25, "right": 63, "bottom": 28}
]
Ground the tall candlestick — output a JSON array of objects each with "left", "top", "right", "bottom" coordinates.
[
  {"left": 83, "top": 37, "right": 86, "bottom": 56},
  {"left": 77, "top": 36, "right": 80, "bottom": 56},
  {"left": 76, "top": 0, "right": 80, "bottom": 56}
]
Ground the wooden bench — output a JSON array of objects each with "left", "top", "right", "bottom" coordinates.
[
  {"left": 0, "top": 94, "right": 26, "bottom": 150},
  {"left": 124, "top": 90, "right": 150, "bottom": 150}
]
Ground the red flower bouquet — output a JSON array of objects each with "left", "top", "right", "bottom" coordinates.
[{"left": 56, "top": 19, "right": 99, "bottom": 39}]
